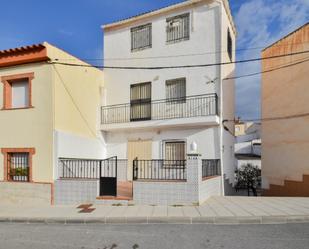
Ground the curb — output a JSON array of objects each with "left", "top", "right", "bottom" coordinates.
[{"left": 0, "top": 215, "right": 309, "bottom": 225}]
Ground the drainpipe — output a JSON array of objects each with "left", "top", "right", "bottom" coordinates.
[{"left": 215, "top": 0, "right": 225, "bottom": 196}]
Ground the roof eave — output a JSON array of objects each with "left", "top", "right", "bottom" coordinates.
[{"left": 102, "top": 0, "right": 236, "bottom": 35}]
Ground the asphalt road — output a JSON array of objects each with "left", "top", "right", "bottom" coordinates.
[{"left": 0, "top": 223, "right": 309, "bottom": 249}]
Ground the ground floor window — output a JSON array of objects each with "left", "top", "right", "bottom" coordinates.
[
  {"left": 7, "top": 153, "right": 29, "bottom": 182},
  {"left": 1, "top": 148, "right": 35, "bottom": 182},
  {"left": 163, "top": 141, "right": 186, "bottom": 168}
]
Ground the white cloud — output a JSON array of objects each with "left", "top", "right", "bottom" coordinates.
[{"left": 234, "top": 0, "right": 309, "bottom": 119}]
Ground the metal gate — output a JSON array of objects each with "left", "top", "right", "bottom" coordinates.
[{"left": 100, "top": 157, "right": 117, "bottom": 196}]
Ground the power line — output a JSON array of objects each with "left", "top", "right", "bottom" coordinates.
[
  {"left": 53, "top": 41, "right": 309, "bottom": 62},
  {"left": 223, "top": 56, "right": 309, "bottom": 80},
  {"left": 225, "top": 112, "right": 309, "bottom": 124},
  {"left": 49, "top": 49, "right": 309, "bottom": 70},
  {"left": 223, "top": 111, "right": 309, "bottom": 135}
]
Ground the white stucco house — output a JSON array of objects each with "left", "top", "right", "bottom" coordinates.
[{"left": 98, "top": 0, "right": 236, "bottom": 204}]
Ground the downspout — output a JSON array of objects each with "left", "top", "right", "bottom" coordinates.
[{"left": 215, "top": 0, "right": 225, "bottom": 196}]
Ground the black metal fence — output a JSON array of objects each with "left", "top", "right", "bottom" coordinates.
[
  {"left": 7, "top": 153, "right": 29, "bottom": 182},
  {"left": 202, "top": 159, "right": 221, "bottom": 179},
  {"left": 133, "top": 159, "right": 186, "bottom": 181},
  {"left": 101, "top": 93, "right": 218, "bottom": 124},
  {"left": 58, "top": 157, "right": 117, "bottom": 179}
]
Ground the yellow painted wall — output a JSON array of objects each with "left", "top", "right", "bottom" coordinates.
[
  {"left": 0, "top": 43, "right": 104, "bottom": 183},
  {"left": 45, "top": 43, "right": 103, "bottom": 139},
  {"left": 262, "top": 24, "right": 309, "bottom": 187},
  {"left": 0, "top": 63, "right": 54, "bottom": 182}
]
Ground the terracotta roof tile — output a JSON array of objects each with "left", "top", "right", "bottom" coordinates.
[{"left": 0, "top": 44, "right": 45, "bottom": 55}]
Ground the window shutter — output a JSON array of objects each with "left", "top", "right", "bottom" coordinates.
[{"left": 11, "top": 81, "right": 29, "bottom": 108}]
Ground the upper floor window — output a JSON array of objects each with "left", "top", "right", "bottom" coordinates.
[
  {"left": 131, "top": 23, "right": 152, "bottom": 52},
  {"left": 166, "top": 78, "right": 186, "bottom": 102},
  {"left": 227, "top": 28, "right": 233, "bottom": 61},
  {"left": 130, "top": 82, "right": 152, "bottom": 121},
  {"left": 166, "top": 13, "right": 190, "bottom": 43},
  {"left": 0, "top": 72, "right": 34, "bottom": 110}
]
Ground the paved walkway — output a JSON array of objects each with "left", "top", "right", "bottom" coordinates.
[{"left": 1, "top": 197, "right": 309, "bottom": 225}]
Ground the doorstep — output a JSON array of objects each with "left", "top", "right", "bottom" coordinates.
[{"left": 96, "top": 196, "right": 132, "bottom": 201}]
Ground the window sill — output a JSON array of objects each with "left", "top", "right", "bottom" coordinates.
[
  {"left": 131, "top": 45, "right": 152, "bottom": 53},
  {"left": 1, "top": 106, "right": 34, "bottom": 111},
  {"left": 166, "top": 37, "right": 190, "bottom": 45}
]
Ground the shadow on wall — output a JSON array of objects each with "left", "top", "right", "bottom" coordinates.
[{"left": 263, "top": 175, "right": 309, "bottom": 197}]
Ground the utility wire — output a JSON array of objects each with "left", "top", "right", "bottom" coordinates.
[
  {"left": 225, "top": 112, "right": 309, "bottom": 124},
  {"left": 53, "top": 41, "right": 309, "bottom": 62},
  {"left": 49, "top": 49, "right": 309, "bottom": 70},
  {"left": 223, "top": 56, "right": 309, "bottom": 80},
  {"left": 222, "top": 111, "right": 309, "bottom": 136}
]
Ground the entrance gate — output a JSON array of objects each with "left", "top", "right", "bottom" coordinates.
[{"left": 100, "top": 157, "right": 117, "bottom": 196}]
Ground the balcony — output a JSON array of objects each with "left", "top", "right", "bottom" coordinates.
[{"left": 101, "top": 93, "right": 219, "bottom": 131}]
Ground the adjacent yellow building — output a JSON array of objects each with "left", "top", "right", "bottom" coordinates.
[
  {"left": 262, "top": 23, "right": 309, "bottom": 196},
  {"left": 0, "top": 42, "right": 104, "bottom": 205}
]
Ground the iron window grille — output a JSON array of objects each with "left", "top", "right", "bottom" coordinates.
[
  {"left": 130, "top": 82, "right": 152, "bottom": 121},
  {"left": 166, "top": 13, "right": 190, "bottom": 43},
  {"left": 166, "top": 78, "right": 186, "bottom": 103},
  {"left": 164, "top": 141, "right": 186, "bottom": 168},
  {"left": 7, "top": 152, "right": 29, "bottom": 182},
  {"left": 131, "top": 24, "right": 152, "bottom": 51}
]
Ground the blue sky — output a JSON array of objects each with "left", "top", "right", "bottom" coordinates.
[{"left": 1, "top": 0, "right": 308, "bottom": 119}]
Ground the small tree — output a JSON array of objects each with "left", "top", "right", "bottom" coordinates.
[{"left": 235, "top": 164, "right": 261, "bottom": 196}]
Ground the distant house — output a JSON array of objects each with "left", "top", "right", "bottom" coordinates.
[
  {"left": 0, "top": 42, "right": 104, "bottom": 205},
  {"left": 261, "top": 22, "right": 309, "bottom": 197},
  {"left": 234, "top": 121, "right": 261, "bottom": 169}
]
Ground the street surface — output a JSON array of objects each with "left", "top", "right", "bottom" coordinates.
[{"left": 0, "top": 223, "right": 309, "bottom": 249}]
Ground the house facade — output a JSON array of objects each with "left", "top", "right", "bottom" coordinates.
[
  {"left": 0, "top": 0, "right": 237, "bottom": 206},
  {"left": 262, "top": 23, "right": 309, "bottom": 196},
  {"left": 0, "top": 42, "right": 104, "bottom": 205},
  {"left": 100, "top": 0, "right": 236, "bottom": 204}
]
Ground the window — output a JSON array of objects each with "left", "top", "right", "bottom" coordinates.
[
  {"left": 130, "top": 82, "right": 151, "bottom": 121},
  {"left": 164, "top": 141, "right": 186, "bottom": 161},
  {"left": 1, "top": 148, "right": 35, "bottom": 182},
  {"left": 166, "top": 78, "right": 186, "bottom": 102},
  {"left": 164, "top": 141, "right": 186, "bottom": 168},
  {"left": 131, "top": 24, "right": 152, "bottom": 51},
  {"left": 12, "top": 80, "right": 29, "bottom": 108},
  {"left": 1, "top": 72, "right": 34, "bottom": 110},
  {"left": 7, "top": 153, "right": 29, "bottom": 182},
  {"left": 166, "top": 13, "right": 190, "bottom": 43},
  {"left": 227, "top": 28, "right": 233, "bottom": 61}
]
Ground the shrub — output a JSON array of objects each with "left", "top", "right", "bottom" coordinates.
[{"left": 235, "top": 164, "right": 261, "bottom": 196}]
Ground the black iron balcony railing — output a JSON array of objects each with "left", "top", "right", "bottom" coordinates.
[{"left": 101, "top": 93, "right": 218, "bottom": 125}]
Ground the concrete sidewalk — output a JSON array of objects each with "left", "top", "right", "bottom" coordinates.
[{"left": 1, "top": 197, "right": 309, "bottom": 225}]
